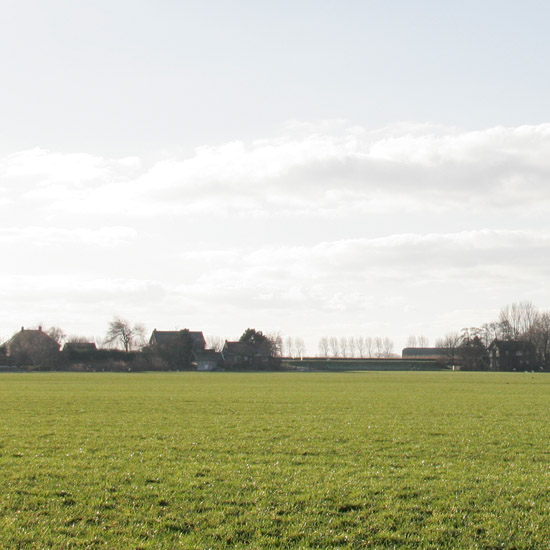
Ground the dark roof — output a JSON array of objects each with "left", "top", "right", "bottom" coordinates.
[
  {"left": 149, "top": 330, "right": 206, "bottom": 349},
  {"left": 402, "top": 347, "right": 449, "bottom": 358},
  {"left": 4, "top": 328, "right": 60, "bottom": 354},
  {"left": 223, "top": 341, "right": 268, "bottom": 356}
]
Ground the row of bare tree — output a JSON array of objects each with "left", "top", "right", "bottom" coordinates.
[
  {"left": 317, "top": 336, "right": 395, "bottom": 358},
  {"left": 404, "top": 335, "right": 430, "bottom": 348}
]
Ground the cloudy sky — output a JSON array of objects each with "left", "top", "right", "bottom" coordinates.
[{"left": 1, "top": 1, "right": 550, "bottom": 353}]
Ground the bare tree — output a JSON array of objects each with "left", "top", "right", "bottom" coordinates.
[
  {"left": 356, "top": 336, "right": 365, "bottom": 358},
  {"left": 461, "top": 327, "right": 482, "bottom": 342},
  {"left": 480, "top": 322, "right": 502, "bottom": 347},
  {"left": 365, "top": 336, "right": 374, "bottom": 358},
  {"left": 339, "top": 337, "right": 349, "bottom": 358},
  {"left": 374, "top": 337, "right": 383, "bottom": 358},
  {"left": 417, "top": 335, "right": 429, "bottom": 347},
  {"left": 516, "top": 301, "right": 539, "bottom": 337},
  {"left": 499, "top": 301, "right": 539, "bottom": 340},
  {"left": 329, "top": 336, "right": 339, "bottom": 358},
  {"left": 435, "top": 331, "right": 463, "bottom": 367},
  {"left": 47, "top": 326, "right": 66, "bottom": 346},
  {"left": 295, "top": 337, "right": 306, "bottom": 359},
  {"left": 206, "top": 335, "right": 224, "bottom": 352},
  {"left": 406, "top": 335, "right": 417, "bottom": 348},
  {"left": 407, "top": 335, "right": 429, "bottom": 348},
  {"left": 285, "top": 336, "right": 294, "bottom": 358},
  {"left": 268, "top": 333, "right": 284, "bottom": 358},
  {"left": 105, "top": 316, "right": 146, "bottom": 352},
  {"left": 318, "top": 336, "right": 329, "bottom": 358},
  {"left": 67, "top": 334, "right": 93, "bottom": 344},
  {"left": 348, "top": 336, "right": 357, "bottom": 358},
  {"left": 435, "top": 331, "right": 462, "bottom": 348},
  {"left": 382, "top": 337, "right": 394, "bottom": 358}
]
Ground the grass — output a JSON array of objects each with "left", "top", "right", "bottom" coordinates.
[
  {"left": 1, "top": 372, "right": 550, "bottom": 548},
  {"left": 282, "top": 358, "right": 444, "bottom": 371}
]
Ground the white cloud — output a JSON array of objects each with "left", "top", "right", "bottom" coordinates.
[
  {"left": 1, "top": 148, "right": 140, "bottom": 186},
  {"left": 5, "top": 123, "right": 550, "bottom": 219},
  {"left": 0, "top": 226, "right": 137, "bottom": 247},
  {"left": 12, "top": 228, "right": 534, "bottom": 309},
  {"left": 175, "top": 230, "right": 550, "bottom": 314}
]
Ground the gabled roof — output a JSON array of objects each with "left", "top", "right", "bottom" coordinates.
[
  {"left": 149, "top": 329, "right": 206, "bottom": 349},
  {"left": 222, "top": 341, "right": 268, "bottom": 356},
  {"left": 4, "top": 327, "right": 60, "bottom": 355}
]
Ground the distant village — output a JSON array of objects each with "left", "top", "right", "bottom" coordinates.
[
  {"left": 1, "top": 302, "right": 549, "bottom": 372},
  {"left": 0, "top": 324, "right": 282, "bottom": 372}
]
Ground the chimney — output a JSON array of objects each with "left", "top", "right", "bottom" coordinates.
[{"left": 38, "top": 326, "right": 42, "bottom": 331}]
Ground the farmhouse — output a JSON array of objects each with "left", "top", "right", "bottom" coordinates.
[
  {"left": 148, "top": 329, "right": 215, "bottom": 370},
  {"left": 487, "top": 340, "right": 537, "bottom": 371},
  {"left": 149, "top": 329, "right": 206, "bottom": 351},
  {"left": 1, "top": 326, "right": 60, "bottom": 367},
  {"left": 222, "top": 340, "right": 270, "bottom": 369}
]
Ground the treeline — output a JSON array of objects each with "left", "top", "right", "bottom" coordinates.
[
  {"left": 5, "top": 302, "right": 550, "bottom": 371},
  {"left": 433, "top": 301, "right": 550, "bottom": 370},
  {"left": 317, "top": 336, "right": 396, "bottom": 358}
]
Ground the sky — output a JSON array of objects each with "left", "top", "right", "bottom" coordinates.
[{"left": 1, "top": 0, "right": 550, "bottom": 353}]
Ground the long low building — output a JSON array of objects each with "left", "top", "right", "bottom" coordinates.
[{"left": 402, "top": 347, "right": 449, "bottom": 358}]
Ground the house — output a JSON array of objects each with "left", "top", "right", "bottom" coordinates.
[
  {"left": 487, "top": 340, "right": 537, "bottom": 371},
  {"left": 148, "top": 329, "right": 206, "bottom": 370},
  {"left": 194, "top": 350, "right": 223, "bottom": 371},
  {"left": 222, "top": 341, "right": 270, "bottom": 369},
  {"left": 149, "top": 329, "right": 206, "bottom": 351},
  {"left": 1, "top": 326, "right": 60, "bottom": 367}
]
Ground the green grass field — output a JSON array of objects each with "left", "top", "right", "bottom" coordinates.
[{"left": 1, "top": 372, "right": 550, "bottom": 549}]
